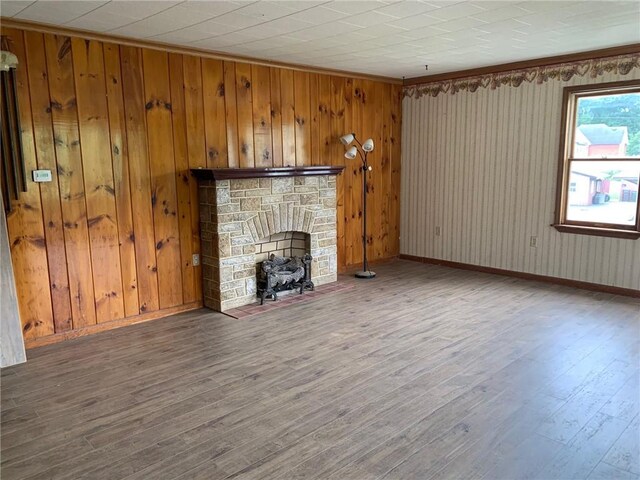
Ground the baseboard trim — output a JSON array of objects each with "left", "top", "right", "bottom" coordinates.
[
  {"left": 25, "top": 301, "right": 204, "bottom": 349},
  {"left": 338, "top": 255, "right": 399, "bottom": 274},
  {"left": 399, "top": 254, "right": 640, "bottom": 299}
]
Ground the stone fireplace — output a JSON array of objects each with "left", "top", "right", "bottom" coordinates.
[{"left": 192, "top": 167, "right": 344, "bottom": 312}]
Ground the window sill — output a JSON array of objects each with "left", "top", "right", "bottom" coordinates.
[{"left": 552, "top": 224, "right": 640, "bottom": 240}]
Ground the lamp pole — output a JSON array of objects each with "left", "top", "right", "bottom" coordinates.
[
  {"left": 340, "top": 133, "right": 376, "bottom": 279},
  {"left": 358, "top": 153, "right": 373, "bottom": 278}
]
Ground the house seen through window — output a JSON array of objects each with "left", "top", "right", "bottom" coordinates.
[{"left": 555, "top": 81, "right": 640, "bottom": 238}]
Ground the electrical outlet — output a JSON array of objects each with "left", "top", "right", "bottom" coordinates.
[
  {"left": 435, "top": 226, "right": 441, "bottom": 236},
  {"left": 530, "top": 236, "right": 537, "bottom": 248},
  {"left": 192, "top": 253, "right": 200, "bottom": 266},
  {"left": 32, "top": 170, "right": 52, "bottom": 182}
]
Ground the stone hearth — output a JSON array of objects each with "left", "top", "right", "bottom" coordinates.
[{"left": 194, "top": 168, "right": 343, "bottom": 312}]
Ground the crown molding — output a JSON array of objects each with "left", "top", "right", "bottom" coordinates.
[
  {"left": 0, "top": 17, "right": 403, "bottom": 85},
  {"left": 404, "top": 43, "right": 640, "bottom": 86}
]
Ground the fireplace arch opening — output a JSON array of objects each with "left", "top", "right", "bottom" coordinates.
[{"left": 255, "top": 231, "right": 311, "bottom": 265}]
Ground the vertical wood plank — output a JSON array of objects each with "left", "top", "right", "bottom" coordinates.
[
  {"left": 280, "top": 69, "right": 296, "bottom": 167},
  {"left": 190, "top": 194, "right": 202, "bottom": 302},
  {"left": 141, "top": 48, "right": 183, "bottom": 309},
  {"left": 44, "top": 34, "right": 96, "bottom": 328},
  {"left": 183, "top": 55, "right": 205, "bottom": 169},
  {"left": 371, "top": 80, "right": 385, "bottom": 260},
  {"left": 362, "top": 79, "right": 375, "bottom": 262},
  {"left": 25, "top": 31, "right": 73, "bottom": 332},
  {"left": 2, "top": 28, "right": 55, "bottom": 339},
  {"left": 168, "top": 52, "right": 197, "bottom": 304},
  {"left": 71, "top": 37, "right": 125, "bottom": 323},
  {"left": 318, "top": 75, "right": 332, "bottom": 165},
  {"left": 103, "top": 42, "right": 139, "bottom": 317},
  {"left": 293, "top": 71, "right": 311, "bottom": 166},
  {"left": 390, "top": 85, "right": 402, "bottom": 257},
  {"left": 183, "top": 55, "right": 205, "bottom": 301},
  {"left": 270, "top": 67, "right": 283, "bottom": 167},
  {"left": 309, "top": 73, "right": 321, "bottom": 165},
  {"left": 251, "top": 64, "right": 273, "bottom": 167},
  {"left": 235, "top": 62, "right": 254, "bottom": 168},
  {"left": 119, "top": 45, "right": 159, "bottom": 314},
  {"left": 330, "top": 76, "right": 347, "bottom": 271},
  {"left": 348, "top": 77, "right": 363, "bottom": 267},
  {"left": 381, "top": 82, "right": 392, "bottom": 259},
  {"left": 223, "top": 61, "right": 239, "bottom": 169},
  {"left": 201, "top": 58, "right": 227, "bottom": 168},
  {"left": 361, "top": 79, "right": 374, "bottom": 265}
]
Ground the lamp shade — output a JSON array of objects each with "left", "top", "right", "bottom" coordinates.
[
  {"left": 340, "top": 133, "right": 355, "bottom": 146},
  {"left": 344, "top": 146, "right": 357, "bottom": 160},
  {"left": 0, "top": 51, "right": 19, "bottom": 71},
  {"left": 362, "top": 138, "right": 374, "bottom": 152}
]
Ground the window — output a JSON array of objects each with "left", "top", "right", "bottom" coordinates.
[{"left": 554, "top": 80, "right": 640, "bottom": 239}]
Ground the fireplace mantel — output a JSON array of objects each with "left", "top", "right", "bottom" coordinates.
[{"left": 191, "top": 166, "right": 344, "bottom": 181}]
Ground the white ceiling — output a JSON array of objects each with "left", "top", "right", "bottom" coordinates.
[{"left": 2, "top": 0, "right": 639, "bottom": 79}]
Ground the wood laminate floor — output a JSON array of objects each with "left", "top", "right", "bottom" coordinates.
[{"left": 1, "top": 260, "right": 639, "bottom": 480}]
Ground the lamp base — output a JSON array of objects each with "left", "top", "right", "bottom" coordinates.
[{"left": 355, "top": 270, "right": 376, "bottom": 279}]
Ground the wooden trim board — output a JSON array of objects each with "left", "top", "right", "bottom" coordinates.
[
  {"left": 25, "top": 301, "right": 203, "bottom": 349},
  {"left": 399, "top": 254, "right": 640, "bottom": 299},
  {"left": 191, "top": 166, "right": 345, "bottom": 180}
]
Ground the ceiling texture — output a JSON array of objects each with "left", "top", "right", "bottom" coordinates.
[{"left": 2, "top": 0, "right": 639, "bottom": 79}]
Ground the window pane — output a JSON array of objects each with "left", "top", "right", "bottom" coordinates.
[
  {"left": 574, "top": 92, "right": 640, "bottom": 158},
  {"left": 566, "top": 160, "right": 639, "bottom": 226}
]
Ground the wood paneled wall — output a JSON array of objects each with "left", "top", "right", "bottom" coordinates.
[
  {"left": 1, "top": 27, "right": 401, "bottom": 346},
  {"left": 401, "top": 67, "right": 639, "bottom": 291}
]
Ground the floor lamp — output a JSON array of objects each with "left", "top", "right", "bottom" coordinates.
[{"left": 340, "top": 133, "right": 376, "bottom": 279}]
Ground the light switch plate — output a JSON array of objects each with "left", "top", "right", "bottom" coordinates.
[{"left": 32, "top": 170, "right": 52, "bottom": 182}]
